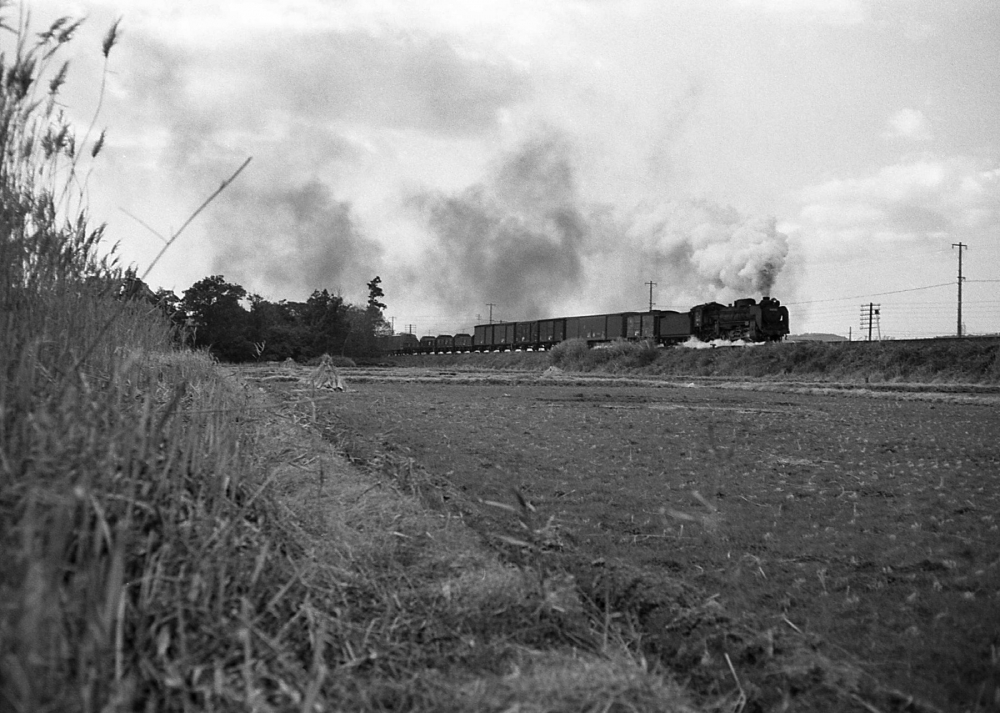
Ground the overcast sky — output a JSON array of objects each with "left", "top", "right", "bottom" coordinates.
[{"left": 25, "top": 0, "right": 1000, "bottom": 338}]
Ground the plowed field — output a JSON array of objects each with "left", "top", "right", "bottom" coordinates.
[{"left": 261, "top": 367, "right": 1000, "bottom": 711}]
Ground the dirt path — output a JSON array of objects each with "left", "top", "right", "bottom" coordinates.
[{"left": 258, "top": 366, "right": 1000, "bottom": 711}]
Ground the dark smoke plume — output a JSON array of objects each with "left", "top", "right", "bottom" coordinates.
[
  {"left": 210, "top": 179, "right": 382, "bottom": 299},
  {"left": 411, "top": 130, "right": 789, "bottom": 324},
  {"left": 411, "top": 131, "right": 588, "bottom": 320}
]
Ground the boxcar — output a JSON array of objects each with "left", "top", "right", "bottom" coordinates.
[
  {"left": 377, "top": 333, "right": 421, "bottom": 355},
  {"left": 626, "top": 314, "right": 643, "bottom": 340},
  {"left": 608, "top": 313, "right": 639, "bottom": 341},
  {"left": 514, "top": 321, "right": 540, "bottom": 349},
  {"left": 657, "top": 311, "right": 692, "bottom": 343},
  {"left": 496, "top": 322, "right": 515, "bottom": 350},
  {"left": 541, "top": 319, "right": 565, "bottom": 348},
  {"left": 581, "top": 314, "right": 607, "bottom": 340},
  {"left": 473, "top": 324, "right": 493, "bottom": 351},
  {"left": 418, "top": 335, "right": 436, "bottom": 353},
  {"left": 435, "top": 334, "right": 455, "bottom": 352},
  {"left": 474, "top": 322, "right": 517, "bottom": 350},
  {"left": 397, "top": 333, "right": 420, "bottom": 354}
]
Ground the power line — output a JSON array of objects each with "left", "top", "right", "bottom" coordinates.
[
  {"left": 799, "top": 247, "right": 957, "bottom": 277},
  {"left": 871, "top": 298, "right": 1000, "bottom": 305},
  {"left": 787, "top": 282, "right": 953, "bottom": 305}
]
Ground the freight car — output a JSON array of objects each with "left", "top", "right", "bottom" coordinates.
[
  {"left": 378, "top": 331, "right": 476, "bottom": 355},
  {"left": 376, "top": 333, "right": 420, "bottom": 355},
  {"left": 419, "top": 336, "right": 437, "bottom": 353},
  {"left": 383, "top": 296, "right": 789, "bottom": 355},
  {"left": 453, "top": 333, "right": 473, "bottom": 352}
]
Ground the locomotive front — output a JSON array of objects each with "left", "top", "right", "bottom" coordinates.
[{"left": 755, "top": 296, "right": 789, "bottom": 341}]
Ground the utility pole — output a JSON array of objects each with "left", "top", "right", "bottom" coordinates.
[
  {"left": 860, "top": 303, "right": 880, "bottom": 342},
  {"left": 952, "top": 242, "right": 966, "bottom": 337},
  {"left": 406, "top": 324, "right": 415, "bottom": 335},
  {"left": 645, "top": 280, "right": 657, "bottom": 312},
  {"left": 487, "top": 303, "right": 496, "bottom": 324}
]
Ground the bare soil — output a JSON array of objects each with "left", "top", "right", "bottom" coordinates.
[{"left": 261, "top": 367, "right": 1000, "bottom": 711}]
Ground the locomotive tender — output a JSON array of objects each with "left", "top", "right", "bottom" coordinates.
[{"left": 382, "top": 296, "right": 789, "bottom": 355}]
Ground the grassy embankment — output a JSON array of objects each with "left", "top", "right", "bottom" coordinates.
[
  {"left": 1, "top": 16, "right": 699, "bottom": 712},
  {"left": 385, "top": 337, "right": 1000, "bottom": 384}
]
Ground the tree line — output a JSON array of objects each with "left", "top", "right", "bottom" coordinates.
[{"left": 139, "top": 274, "right": 391, "bottom": 363}]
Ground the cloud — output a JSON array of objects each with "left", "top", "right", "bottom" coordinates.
[
  {"left": 260, "top": 32, "right": 530, "bottom": 136},
  {"left": 784, "top": 157, "right": 999, "bottom": 336},
  {"left": 733, "top": 0, "right": 867, "bottom": 24},
  {"left": 115, "top": 25, "right": 531, "bottom": 144},
  {"left": 793, "top": 157, "right": 999, "bottom": 267},
  {"left": 884, "top": 108, "right": 933, "bottom": 141}
]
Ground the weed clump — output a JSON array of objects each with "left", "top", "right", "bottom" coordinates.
[
  {"left": 549, "top": 338, "right": 591, "bottom": 368},
  {"left": 550, "top": 339, "right": 663, "bottom": 372}
]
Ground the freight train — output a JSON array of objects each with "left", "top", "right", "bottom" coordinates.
[{"left": 380, "top": 296, "right": 789, "bottom": 355}]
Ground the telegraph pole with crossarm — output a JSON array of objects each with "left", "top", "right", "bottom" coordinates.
[{"left": 952, "top": 242, "right": 966, "bottom": 337}]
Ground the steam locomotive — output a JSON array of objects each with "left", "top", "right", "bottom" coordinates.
[{"left": 381, "top": 296, "right": 789, "bottom": 355}]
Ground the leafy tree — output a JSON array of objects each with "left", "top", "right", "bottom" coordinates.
[
  {"left": 176, "top": 277, "right": 389, "bottom": 362},
  {"left": 367, "top": 275, "right": 387, "bottom": 313},
  {"left": 366, "top": 276, "right": 391, "bottom": 337},
  {"left": 343, "top": 277, "right": 392, "bottom": 357},
  {"left": 181, "top": 275, "right": 254, "bottom": 361},
  {"left": 343, "top": 304, "right": 374, "bottom": 357},
  {"left": 304, "top": 289, "right": 348, "bottom": 358},
  {"left": 248, "top": 295, "right": 302, "bottom": 362},
  {"left": 154, "top": 288, "right": 182, "bottom": 315},
  {"left": 244, "top": 290, "right": 350, "bottom": 362}
]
